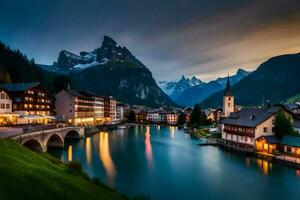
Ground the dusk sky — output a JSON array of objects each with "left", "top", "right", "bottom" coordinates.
[{"left": 1, "top": 0, "right": 300, "bottom": 81}]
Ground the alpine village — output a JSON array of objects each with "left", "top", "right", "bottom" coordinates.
[{"left": 2, "top": 6, "right": 300, "bottom": 199}]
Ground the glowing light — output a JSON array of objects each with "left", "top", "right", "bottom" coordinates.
[
  {"left": 85, "top": 137, "right": 92, "bottom": 165},
  {"left": 157, "top": 125, "right": 160, "bottom": 131},
  {"left": 245, "top": 157, "right": 251, "bottom": 167},
  {"left": 68, "top": 145, "right": 72, "bottom": 162},
  {"left": 296, "top": 170, "right": 300, "bottom": 177},
  {"left": 170, "top": 126, "right": 175, "bottom": 138},
  {"left": 145, "top": 126, "right": 153, "bottom": 168},
  {"left": 262, "top": 160, "right": 269, "bottom": 176},
  {"left": 99, "top": 132, "right": 116, "bottom": 186}
]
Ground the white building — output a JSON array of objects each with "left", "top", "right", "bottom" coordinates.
[
  {"left": 116, "top": 103, "right": 124, "bottom": 121},
  {"left": 0, "top": 89, "right": 12, "bottom": 114},
  {"left": 93, "top": 96, "right": 104, "bottom": 124},
  {"left": 109, "top": 97, "right": 117, "bottom": 121},
  {"left": 147, "top": 112, "right": 160, "bottom": 123}
]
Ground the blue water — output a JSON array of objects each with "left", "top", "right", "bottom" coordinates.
[{"left": 50, "top": 125, "right": 300, "bottom": 200}]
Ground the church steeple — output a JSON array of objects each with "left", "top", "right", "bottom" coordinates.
[
  {"left": 224, "top": 75, "right": 232, "bottom": 96},
  {"left": 223, "top": 74, "right": 234, "bottom": 117}
]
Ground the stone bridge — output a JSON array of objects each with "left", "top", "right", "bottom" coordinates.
[{"left": 11, "top": 127, "right": 85, "bottom": 152}]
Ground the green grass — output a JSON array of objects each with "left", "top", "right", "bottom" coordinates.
[{"left": 0, "top": 139, "right": 125, "bottom": 200}]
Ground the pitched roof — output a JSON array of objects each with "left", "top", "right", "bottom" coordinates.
[
  {"left": 257, "top": 135, "right": 280, "bottom": 144},
  {"left": 281, "top": 135, "right": 300, "bottom": 147},
  {"left": 220, "top": 106, "right": 281, "bottom": 127},
  {"left": 0, "top": 82, "right": 40, "bottom": 92},
  {"left": 64, "top": 89, "right": 93, "bottom": 100}
]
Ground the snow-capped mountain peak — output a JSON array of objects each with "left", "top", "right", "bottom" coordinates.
[{"left": 159, "top": 75, "right": 203, "bottom": 100}]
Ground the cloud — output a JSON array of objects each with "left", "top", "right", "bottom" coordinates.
[{"left": 1, "top": 0, "right": 300, "bottom": 81}]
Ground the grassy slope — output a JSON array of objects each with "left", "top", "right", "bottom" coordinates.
[{"left": 0, "top": 139, "right": 124, "bottom": 200}]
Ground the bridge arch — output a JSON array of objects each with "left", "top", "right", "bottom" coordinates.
[
  {"left": 65, "top": 130, "right": 80, "bottom": 139},
  {"left": 46, "top": 134, "right": 64, "bottom": 150},
  {"left": 23, "top": 139, "right": 43, "bottom": 153}
]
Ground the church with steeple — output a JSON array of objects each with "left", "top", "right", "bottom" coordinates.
[{"left": 223, "top": 76, "right": 234, "bottom": 117}]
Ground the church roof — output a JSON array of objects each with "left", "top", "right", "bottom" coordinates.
[
  {"left": 224, "top": 76, "right": 232, "bottom": 96},
  {"left": 220, "top": 106, "right": 281, "bottom": 127}
]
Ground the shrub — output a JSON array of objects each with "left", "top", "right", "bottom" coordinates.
[{"left": 66, "top": 161, "right": 82, "bottom": 173}]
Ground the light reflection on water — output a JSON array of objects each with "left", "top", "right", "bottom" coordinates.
[
  {"left": 49, "top": 125, "right": 300, "bottom": 200},
  {"left": 145, "top": 126, "right": 153, "bottom": 168},
  {"left": 85, "top": 137, "right": 92, "bottom": 165},
  {"left": 67, "top": 145, "right": 72, "bottom": 162},
  {"left": 99, "top": 132, "right": 116, "bottom": 186}
]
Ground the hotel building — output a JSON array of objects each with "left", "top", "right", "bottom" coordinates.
[
  {"left": 0, "top": 82, "right": 55, "bottom": 124},
  {"left": 104, "top": 96, "right": 117, "bottom": 122},
  {"left": 55, "top": 89, "right": 95, "bottom": 126}
]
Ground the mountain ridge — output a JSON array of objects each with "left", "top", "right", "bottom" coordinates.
[
  {"left": 201, "top": 53, "right": 300, "bottom": 108},
  {"left": 160, "top": 68, "right": 250, "bottom": 106},
  {"left": 39, "top": 36, "right": 175, "bottom": 107}
]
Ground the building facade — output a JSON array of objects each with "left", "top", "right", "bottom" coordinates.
[
  {"left": 0, "top": 82, "right": 55, "bottom": 124},
  {"left": 55, "top": 89, "right": 94, "bottom": 126},
  {"left": 116, "top": 103, "right": 124, "bottom": 121},
  {"left": 93, "top": 96, "right": 105, "bottom": 125},
  {"left": 0, "top": 88, "right": 16, "bottom": 125},
  {"left": 147, "top": 112, "right": 160, "bottom": 123},
  {"left": 0, "top": 89, "right": 12, "bottom": 114},
  {"left": 221, "top": 107, "right": 289, "bottom": 152},
  {"left": 166, "top": 112, "right": 178, "bottom": 125}
]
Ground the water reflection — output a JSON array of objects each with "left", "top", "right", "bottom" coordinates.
[
  {"left": 157, "top": 125, "right": 160, "bottom": 131},
  {"left": 67, "top": 145, "right": 72, "bottom": 162},
  {"left": 99, "top": 132, "right": 116, "bottom": 186},
  {"left": 145, "top": 126, "right": 153, "bottom": 168},
  {"left": 256, "top": 158, "right": 271, "bottom": 176},
  {"left": 86, "top": 137, "right": 92, "bottom": 165},
  {"left": 245, "top": 157, "right": 251, "bottom": 167},
  {"left": 170, "top": 126, "right": 175, "bottom": 138}
]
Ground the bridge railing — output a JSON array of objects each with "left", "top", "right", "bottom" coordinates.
[{"left": 11, "top": 126, "right": 83, "bottom": 141}]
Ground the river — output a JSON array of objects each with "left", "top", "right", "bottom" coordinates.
[{"left": 49, "top": 125, "right": 300, "bottom": 200}]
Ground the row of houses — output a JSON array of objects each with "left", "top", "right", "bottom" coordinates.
[
  {"left": 0, "top": 82, "right": 124, "bottom": 126},
  {"left": 132, "top": 109, "right": 179, "bottom": 125}
]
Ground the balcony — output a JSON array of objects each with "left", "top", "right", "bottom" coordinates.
[{"left": 223, "top": 128, "right": 254, "bottom": 137}]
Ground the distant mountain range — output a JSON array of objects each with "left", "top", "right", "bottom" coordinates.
[
  {"left": 158, "top": 75, "right": 202, "bottom": 100},
  {"left": 159, "top": 69, "right": 250, "bottom": 106},
  {"left": 201, "top": 53, "right": 300, "bottom": 108}
]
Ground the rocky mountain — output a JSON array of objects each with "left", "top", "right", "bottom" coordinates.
[
  {"left": 201, "top": 53, "right": 300, "bottom": 108},
  {"left": 39, "top": 36, "right": 175, "bottom": 107},
  {"left": 176, "top": 69, "right": 250, "bottom": 106},
  {"left": 158, "top": 75, "right": 203, "bottom": 100}
]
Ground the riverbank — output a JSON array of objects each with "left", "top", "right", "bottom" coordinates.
[{"left": 0, "top": 139, "right": 126, "bottom": 200}]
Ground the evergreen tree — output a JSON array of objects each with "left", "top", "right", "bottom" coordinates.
[
  {"left": 128, "top": 110, "right": 136, "bottom": 122},
  {"left": 177, "top": 112, "right": 186, "bottom": 126},
  {"left": 273, "top": 111, "right": 294, "bottom": 138},
  {"left": 190, "top": 104, "right": 202, "bottom": 128}
]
